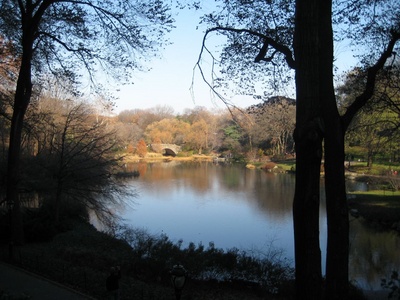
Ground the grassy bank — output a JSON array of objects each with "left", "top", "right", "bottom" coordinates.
[{"left": 348, "top": 191, "right": 400, "bottom": 231}]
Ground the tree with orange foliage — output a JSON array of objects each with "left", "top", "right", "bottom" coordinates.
[
  {"left": 126, "top": 143, "right": 134, "bottom": 154},
  {"left": 136, "top": 139, "right": 147, "bottom": 158}
]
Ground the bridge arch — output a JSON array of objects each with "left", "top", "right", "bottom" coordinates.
[
  {"left": 163, "top": 147, "right": 177, "bottom": 157},
  {"left": 150, "top": 143, "right": 181, "bottom": 156}
]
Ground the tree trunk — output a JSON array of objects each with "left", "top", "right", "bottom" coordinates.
[
  {"left": 6, "top": 24, "right": 34, "bottom": 245},
  {"left": 324, "top": 126, "right": 349, "bottom": 300},
  {"left": 319, "top": 1, "right": 350, "bottom": 299},
  {"left": 7, "top": 67, "right": 32, "bottom": 245},
  {"left": 293, "top": 123, "right": 323, "bottom": 300},
  {"left": 292, "top": 0, "right": 323, "bottom": 298},
  {"left": 7, "top": 111, "right": 25, "bottom": 246},
  {"left": 367, "top": 149, "right": 373, "bottom": 167}
]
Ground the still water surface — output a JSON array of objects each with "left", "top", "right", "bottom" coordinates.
[{"left": 120, "top": 161, "right": 400, "bottom": 292}]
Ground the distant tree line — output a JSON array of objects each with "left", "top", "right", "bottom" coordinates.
[
  {"left": 114, "top": 77, "right": 400, "bottom": 167},
  {"left": 114, "top": 98, "right": 298, "bottom": 159}
]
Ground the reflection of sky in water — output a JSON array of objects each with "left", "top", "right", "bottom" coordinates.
[
  {"left": 123, "top": 177, "right": 295, "bottom": 260},
  {"left": 118, "top": 162, "right": 398, "bottom": 292}
]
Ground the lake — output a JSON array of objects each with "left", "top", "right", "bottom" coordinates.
[{"left": 118, "top": 161, "right": 400, "bottom": 292}]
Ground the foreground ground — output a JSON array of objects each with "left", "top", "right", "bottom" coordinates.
[{"left": 0, "top": 261, "right": 93, "bottom": 299}]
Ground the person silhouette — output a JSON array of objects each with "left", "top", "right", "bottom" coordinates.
[{"left": 106, "top": 266, "right": 121, "bottom": 300}]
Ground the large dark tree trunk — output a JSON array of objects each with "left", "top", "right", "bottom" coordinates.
[
  {"left": 292, "top": 0, "right": 323, "bottom": 298},
  {"left": 6, "top": 25, "right": 34, "bottom": 245},
  {"left": 7, "top": 111, "right": 26, "bottom": 246},
  {"left": 293, "top": 1, "right": 350, "bottom": 299},
  {"left": 292, "top": 1, "right": 399, "bottom": 299},
  {"left": 7, "top": 66, "right": 32, "bottom": 245},
  {"left": 324, "top": 125, "right": 349, "bottom": 300},
  {"left": 319, "top": 1, "right": 350, "bottom": 299}
]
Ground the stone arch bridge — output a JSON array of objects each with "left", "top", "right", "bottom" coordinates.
[{"left": 150, "top": 143, "right": 181, "bottom": 156}]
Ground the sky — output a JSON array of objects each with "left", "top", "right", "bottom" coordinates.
[
  {"left": 114, "top": 8, "right": 233, "bottom": 114},
  {"left": 113, "top": 6, "right": 358, "bottom": 115}
]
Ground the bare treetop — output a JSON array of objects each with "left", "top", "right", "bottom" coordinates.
[{"left": 0, "top": 0, "right": 174, "bottom": 91}]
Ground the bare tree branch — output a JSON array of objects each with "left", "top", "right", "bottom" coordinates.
[
  {"left": 342, "top": 29, "right": 400, "bottom": 130},
  {"left": 205, "top": 26, "right": 296, "bottom": 69},
  {"left": 191, "top": 25, "right": 294, "bottom": 116}
]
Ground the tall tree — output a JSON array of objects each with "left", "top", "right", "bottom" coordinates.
[
  {"left": 136, "top": 139, "right": 148, "bottom": 158},
  {"left": 195, "top": 0, "right": 400, "bottom": 298},
  {"left": 26, "top": 99, "right": 125, "bottom": 225},
  {"left": 0, "top": 0, "right": 173, "bottom": 244},
  {"left": 186, "top": 119, "right": 209, "bottom": 154}
]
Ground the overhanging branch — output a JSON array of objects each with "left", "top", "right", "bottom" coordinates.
[
  {"left": 342, "top": 30, "right": 400, "bottom": 131},
  {"left": 191, "top": 25, "right": 295, "bottom": 115},
  {"left": 206, "top": 26, "right": 296, "bottom": 69}
]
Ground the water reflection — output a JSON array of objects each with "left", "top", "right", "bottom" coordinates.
[
  {"left": 120, "top": 161, "right": 399, "bottom": 292},
  {"left": 349, "top": 219, "right": 400, "bottom": 290},
  {"left": 132, "top": 161, "right": 296, "bottom": 217}
]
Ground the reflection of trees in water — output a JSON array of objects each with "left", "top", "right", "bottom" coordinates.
[
  {"left": 127, "top": 161, "right": 297, "bottom": 217},
  {"left": 251, "top": 172, "right": 295, "bottom": 217},
  {"left": 349, "top": 220, "right": 400, "bottom": 289},
  {"left": 125, "top": 162, "right": 147, "bottom": 176},
  {"left": 137, "top": 163, "right": 147, "bottom": 176},
  {"left": 128, "top": 161, "right": 214, "bottom": 192}
]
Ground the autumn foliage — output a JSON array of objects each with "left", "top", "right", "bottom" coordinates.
[{"left": 136, "top": 139, "right": 147, "bottom": 158}]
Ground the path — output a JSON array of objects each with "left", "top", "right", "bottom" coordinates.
[{"left": 0, "top": 261, "right": 94, "bottom": 300}]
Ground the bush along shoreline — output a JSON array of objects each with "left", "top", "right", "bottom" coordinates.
[
  {"left": 0, "top": 218, "right": 296, "bottom": 300},
  {"left": 1, "top": 210, "right": 374, "bottom": 300}
]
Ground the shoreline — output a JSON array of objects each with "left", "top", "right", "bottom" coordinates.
[{"left": 120, "top": 153, "right": 216, "bottom": 163}]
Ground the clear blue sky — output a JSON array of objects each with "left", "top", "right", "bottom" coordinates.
[
  {"left": 113, "top": 8, "right": 357, "bottom": 114},
  {"left": 114, "top": 8, "right": 232, "bottom": 114}
]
